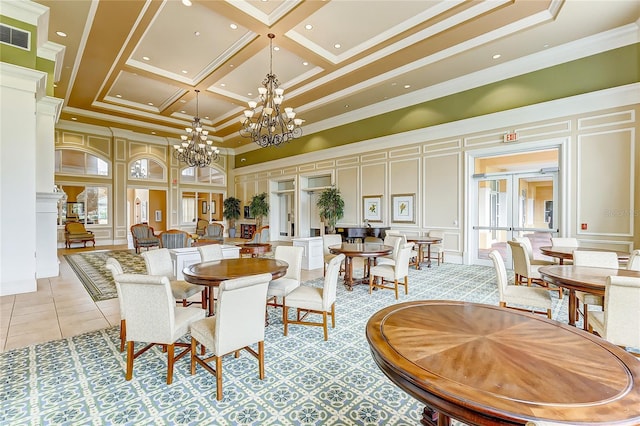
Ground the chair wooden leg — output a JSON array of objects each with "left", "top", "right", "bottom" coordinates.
[
  {"left": 404, "top": 276, "right": 408, "bottom": 295},
  {"left": 322, "top": 312, "right": 328, "bottom": 341},
  {"left": 126, "top": 341, "right": 134, "bottom": 381},
  {"left": 216, "top": 355, "right": 223, "bottom": 401},
  {"left": 283, "top": 306, "right": 289, "bottom": 336},
  {"left": 582, "top": 303, "right": 589, "bottom": 331},
  {"left": 546, "top": 309, "right": 552, "bottom": 319},
  {"left": 120, "top": 319, "right": 126, "bottom": 352},
  {"left": 166, "top": 344, "right": 175, "bottom": 385},
  {"left": 190, "top": 338, "right": 197, "bottom": 375},
  {"left": 330, "top": 303, "right": 336, "bottom": 328},
  {"left": 282, "top": 297, "right": 287, "bottom": 324},
  {"left": 258, "top": 341, "right": 265, "bottom": 379},
  {"left": 369, "top": 275, "right": 374, "bottom": 294},
  {"left": 394, "top": 279, "right": 399, "bottom": 300}
]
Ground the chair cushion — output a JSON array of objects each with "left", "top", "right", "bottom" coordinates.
[
  {"left": 376, "top": 257, "right": 395, "bottom": 266},
  {"left": 576, "top": 290, "right": 603, "bottom": 306},
  {"left": 170, "top": 280, "right": 203, "bottom": 300},
  {"left": 172, "top": 306, "right": 206, "bottom": 342},
  {"left": 369, "top": 264, "right": 396, "bottom": 280},
  {"left": 588, "top": 311, "right": 605, "bottom": 336},
  {"left": 190, "top": 316, "right": 217, "bottom": 352},
  {"left": 503, "top": 286, "right": 552, "bottom": 310},
  {"left": 267, "top": 277, "right": 300, "bottom": 298},
  {"left": 286, "top": 286, "right": 323, "bottom": 311},
  {"left": 137, "top": 237, "right": 160, "bottom": 246}
]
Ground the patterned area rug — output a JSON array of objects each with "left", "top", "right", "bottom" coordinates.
[
  {"left": 1, "top": 264, "right": 571, "bottom": 425},
  {"left": 64, "top": 250, "right": 146, "bottom": 301}
]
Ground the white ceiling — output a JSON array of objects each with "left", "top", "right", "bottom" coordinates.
[{"left": 34, "top": 0, "right": 640, "bottom": 153}]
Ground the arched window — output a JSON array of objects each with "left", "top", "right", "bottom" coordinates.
[
  {"left": 55, "top": 149, "right": 109, "bottom": 176},
  {"left": 129, "top": 158, "right": 165, "bottom": 180},
  {"left": 180, "top": 166, "right": 225, "bottom": 185}
]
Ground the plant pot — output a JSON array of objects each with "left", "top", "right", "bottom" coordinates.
[{"left": 229, "top": 228, "right": 236, "bottom": 238}]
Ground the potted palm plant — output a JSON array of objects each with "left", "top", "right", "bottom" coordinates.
[
  {"left": 249, "top": 192, "right": 269, "bottom": 229},
  {"left": 316, "top": 186, "right": 345, "bottom": 234},
  {"left": 223, "top": 196, "right": 241, "bottom": 238}
]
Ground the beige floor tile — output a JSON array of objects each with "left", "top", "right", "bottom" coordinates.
[
  {"left": 5, "top": 329, "right": 63, "bottom": 351},
  {"left": 103, "top": 313, "right": 121, "bottom": 327},
  {"left": 97, "top": 303, "right": 120, "bottom": 318},
  {"left": 0, "top": 294, "right": 15, "bottom": 304},
  {"left": 55, "top": 299, "right": 97, "bottom": 313},
  {"left": 7, "top": 320, "right": 61, "bottom": 337},
  {"left": 9, "top": 310, "right": 58, "bottom": 326},
  {"left": 13, "top": 293, "right": 55, "bottom": 308},
  {"left": 12, "top": 302, "right": 56, "bottom": 316},
  {"left": 60, "top": 317, "right": 110, "bottom": 338},
  {"left": 0, "top": 337, "right": 6, "bottom": 353},
  {"left": 57, "top": 308, "right": 106, "bottom": 324}
]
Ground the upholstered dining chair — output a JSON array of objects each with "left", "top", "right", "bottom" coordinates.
[
  {"left": 267, "top": 245, "right": 304, "bottom": 323},
  {"left": 376, "top": 234, "right": 403, "bottom": 267},
  {"left": 114, "top": 273, "right": 206, "bottom": 384},
  {"left": 190, "top": 273, "right": 272, "bottom": 400},
  {"left": 507, "top": 240, "right": 562, "bottom": 298},
  {"left": 195, "top": 219, "right": 209, "bottom": 236},
  {"left": 130, "top": 223, "right": 160, "bottom": 253},
  {"left": 198, "top": 244, "right": 224, "bottom": 262},
  {"left": 587, "top": 275, "right": 640, "bottom": 355},
  {"left": 573, "top": 250, "right": 619, "bottom": 330},
  {"left": 159, "top": 229, "right": 191, "bottom": 249},
  {"left": 428, "top": 230, "right": 445, "bottom": 266},
  {"left": 627, "top": 249, "right": 640, "bottom": 271},
  {"left": 369, "top": 242, "right": 414, "bottom": 300},
  {"left": 141, "top": 248, "right": 206, "bottom": 308},
  {"left": 284, "top": 254, "right": 345, "bottom": 341},
  {"left": 513, "top": 236, "right": 554, "bottom": 266},
  {"left": 249, "top": 225, "right": 270, "bottom": 243},
  {"left": 322, "top": 234, "right": 343, "bottom": 277},
  {"left": 104, "top": 257, "right": 126, "bottom": 352},
  {"left": 551, "top": 237, "right": 579, "bottom": 247},
  {"left": 489, "top": 250, "right": 552, "bottom": 318}
]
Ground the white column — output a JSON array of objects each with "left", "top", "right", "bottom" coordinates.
[{"left": 0, "top": 63, "right": 46, "bottom": 295}]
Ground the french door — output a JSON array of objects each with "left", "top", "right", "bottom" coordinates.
[{"left": 471, "top": 171, "right": 558, "bottom": 266}]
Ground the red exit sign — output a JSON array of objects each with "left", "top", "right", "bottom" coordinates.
[{"left": 503, "top": 132, "right": 518, "bottom": 142}]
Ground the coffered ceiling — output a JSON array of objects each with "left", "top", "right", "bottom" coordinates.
[{"left": 35, "top": 0, "right": 639, "bottom": 154}]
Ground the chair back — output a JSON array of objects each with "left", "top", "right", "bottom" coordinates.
[
  {"left": 573, "top": 251, "right": 619, "bottom": 269},
  {"left": 198, "top": 244, "right": 224, "bottom": 262},
  {"left": 323, "top": 234, "right": 343, "bottom": 255},
  {"left": 383, "top": 234, "right": 403, "bottom": 259},
  {"left": 274, "top": 245, "right": 304, "bottom": 281},
  {"left": 602, "top": 276, "right": 640, "bottom": 348},
  {"left": 141, "top": 248, "right": 175, "bottom": 279},
  {"left": 250, "top": 226, "right": 270, "bottom": 243},
  {"left": 551, "top": 237, "right": 578, "bottom": 247},
  {"left": 105, "top": 258, "right": 125, "bottom": 318},
  {"left": 394, "top": 243, "right": 414, "bottom": 279},
  {"left": 489, "top": 250, "right": 508, "bottom": 302},
  {"left": 513, "top": 237, "right": 535, "bottom": 261},
  {"left": 214, "top": 273, "right": 271, "bottom": 355},
  {"left": 323, "top": 254, "right": 345, "bottom": 310},
  {"left": 160, "top": 229, "right": 190, "bottom": 249},
  {"left": 114, "top": 273, "right": 176, "bottom": 343},
  {"left": 65, "top": 222, "right": 88, "bottom": 234},
  {"left": 131, "top": 223, "right": 154, "bottom": 239},
  {"left": 626, "top": 249, "right": 640, "bottom": 271},
  {"left": 196, "top": 219, "right": 208, "bottom": 236},
  {"left": 507, "top": 240, "right": 531, "bottom": 278},
  {"left": 205, "top": 223, "right": 224, "bottom": 239}
]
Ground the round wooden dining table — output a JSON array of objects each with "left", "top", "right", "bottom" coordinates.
[
  {"left": 329, "top": 243, "right": 393, "bottom": 290},
  {"left": 404, "top": 235, "right": 442, "bottom": 269},
  {"left": 182, "top": 258, "right": 288, "bottom": 316},
  {"left": 539, "top": 246, "right": 630, "bottom": 265},
  {"left": 538, "top": 265, "right": 640, "bottom": 326},
  {"left": 366, "top": 300, "right": 640, "bottom": 426}
]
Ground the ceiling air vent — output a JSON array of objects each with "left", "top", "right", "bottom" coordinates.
[{"left": 0, "top": 24, "right": 30, "bottom": 50}]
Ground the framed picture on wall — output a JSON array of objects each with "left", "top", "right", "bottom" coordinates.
[
  {"left": 202, "top": 200, "right": 208, "bottom": 214},
  {"left": 363, "top": 195, "right": 383, "bottom": 222},
  {"left": 155, "top": 210, "right": 162, "bottom": 222},
  {"left": 392, "top": 193, "right": 415, "bottom": 223}
]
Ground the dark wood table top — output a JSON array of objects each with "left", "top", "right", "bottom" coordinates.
[
  {"left": 182, "top": 258, "right": 287, "bottom": 286},
  {"left": 329, "top": 242, "right": 393, "bottom": 257},
  {"left": 538, "top": 265, "right": 640, "bottom": 294},
  {"left": 539, "top": 246, "right": 630, "bottom": 261},
  {"left": 404, "top": 235, "right": 442, "bottom": 244},
  {"left": 366, "top": 300, "right": 640, "bottom": 425}
]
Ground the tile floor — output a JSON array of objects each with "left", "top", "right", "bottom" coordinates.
[{"left": 0, "top": 242, "right": 325, "bottom": 353}]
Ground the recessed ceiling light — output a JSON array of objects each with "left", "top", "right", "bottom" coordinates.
[
  {"left": 334, "top": 43, "right": 341, "bottom": 49},
  {"left": 53, "top": 83, "right": 58, "bottom": 88},
  {"left": 116, "top": 94, "right": 122, "bottom": 98},
  {"left": 248, "top": 92, "right": 253, "bottom": 96},
  {"left": 230, "top": 24, "right": 238, "bottom": 30},
  {"left": 151, "top": 131, "right": 156, "bottom": 135},
  {"left": 147, "top": 102, "right": 154, "bottom": 106},
  {"left": 344, "top": 104, "right": 350, "bottom": 108},
  {"left": 205, "top": 116, "right": 210, "bottom": 119},
  {"left": 181, "top": 110, "right": 186, "bottom": 114},
  {"left": 221, "top": 83, "right": 226, "bottom": 87},
  {"left": 180, "top": 100, "right": 186, "bottom": 103},
  {"left": 230, "top": 64, "right": 234, "bottom": 68},
  {"left": 302, "top": 61, "right": 308, "bottom": 66},
  {"left": 492, "top": 54, "right": 501, "bottom": 59},
  {"left": 181, "top": 70, "right": 188, "bottom": 74},
  {"left": 71, "top": 117, "right": 77, "bottom": 120},
  {"left": 182, "top": 0, "right": 192, "bottom": 6},
  {"left": 305, "top": 24, "right": 313, "bottom": 30},
  {"left": 543, "top": 44, "right": 550, "bottom": 48},
  {"left": 56, "top": 31, "right": 67, "bottom": 37},
  {"left": 142, "top": 56, "right": 150, "bottom": 61},
  {"left": 273, "top": 46, "right": 280, "bottom": 51},
  {"left": 194, "top": 31, "right": 200, "bottom": 37},
  {"left": 404, "top": 85, "right": 411, "bottom": 89}
]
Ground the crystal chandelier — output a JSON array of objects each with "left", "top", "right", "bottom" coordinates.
[
  {"left": 173, "top": 89, "right": 220, "bottom": 167},
  {"left": 239, "top": 33, "right": 303, "bottom": 148}
]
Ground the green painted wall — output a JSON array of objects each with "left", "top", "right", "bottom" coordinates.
[{"left": 237, "top": 43, "right": 639, "bottom": 167}]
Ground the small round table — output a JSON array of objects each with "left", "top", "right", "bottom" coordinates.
[
  {"left": 539, "top": 246, "right": 630, "bottom": 265},
  {"left": 329, "top": 243, "right": 393, "bottom": 290},
  {"left": 367, "top": 300, "right": 640, "bottom": 426},
  {"left": 183, "top": 258, "right": 287, "bottom": 316},
  {"left": 238, "top": 243, "right": 272, "bottom": 258},
  {"left": 404, "top": 235, "right": 442, "bottom": 269}
]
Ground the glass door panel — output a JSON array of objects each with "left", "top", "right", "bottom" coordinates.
[{"left": 474, "top": 178, "right": 511, "bottom": 265}]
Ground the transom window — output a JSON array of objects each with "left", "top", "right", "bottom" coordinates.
[
  {"left": 130, "top": 158, "right": 164, "bottom": 180},
  {"left": 180, "top": 166, "right": 225, "bottom": 185},
  {"left": 55, "top": 149, "right": 109, "bottom": 176}
]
